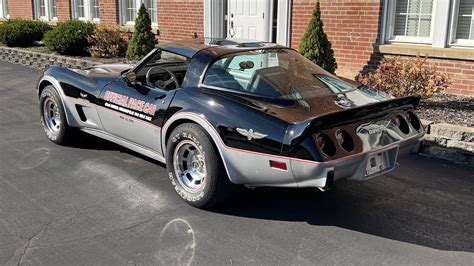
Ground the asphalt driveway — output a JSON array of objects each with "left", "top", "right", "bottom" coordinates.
[{"left": 0, "top": 61, "right": 473, "bottom": 265}]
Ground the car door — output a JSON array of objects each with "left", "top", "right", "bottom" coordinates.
[{"left": 96, "top": 77, "right": 176, "bottom": 155}]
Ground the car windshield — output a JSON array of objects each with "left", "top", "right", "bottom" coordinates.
[{"left": 203, "top": 49, "right": 355, "bottom": 99}]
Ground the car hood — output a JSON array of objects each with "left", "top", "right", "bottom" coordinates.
[{"left": 70, "top": 63, "right": 134, "bottom": 78}]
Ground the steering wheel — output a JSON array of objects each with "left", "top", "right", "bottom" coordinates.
[{"left": 145, "top": 66, "right": 180, "bottom": 90}]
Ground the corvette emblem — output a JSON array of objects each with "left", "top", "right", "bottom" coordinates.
[{"left": 236, "top": 128, "right": 267, "bottom": 141}]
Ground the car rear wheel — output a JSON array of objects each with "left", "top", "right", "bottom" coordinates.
[
  {"left": 166, "top": 123, "right": 233, "bottom": 209},
  {"left": 40, "top": 85, "right": 75, "bottom": 145}
]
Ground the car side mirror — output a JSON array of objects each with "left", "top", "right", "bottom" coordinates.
[{"left": 124, "top": 71, "right": 137, "bottom": 85}]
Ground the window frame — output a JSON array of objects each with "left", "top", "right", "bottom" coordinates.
[
  {"left": 0, "top": 0, "right": 8, "bottom": 19},
  {"left": 385, "top": 0, "right": 437, "bottom": 44},
  {"left": 450, "top": 0, "right": 474, "bottom": 47},
  {"left": 119, "top": 0, "right": 158, "bottom": 26},
  {"left": 72, "top": 0, "right": 100, "bottom": 22},
  {"left": 34, "top": 0, "right": 58, "bottom": 21}
]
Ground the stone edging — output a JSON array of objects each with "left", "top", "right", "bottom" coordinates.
[
  {"left": 420, "top": 120, "right": 474, "bottom": 165},
  {"left": 0, "top": 46, "right": 99, "bottom": 69},
  {"left": 0, "top": 46, "right": 472, "bottom": 165}
]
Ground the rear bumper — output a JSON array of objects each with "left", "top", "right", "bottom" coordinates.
[{"left": 290, "top": 132, "right": 424, "bottom": 188}]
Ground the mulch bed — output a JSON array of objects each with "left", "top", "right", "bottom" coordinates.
[{"left": 418, "top": 93, "right": 473, "bottom": 127}]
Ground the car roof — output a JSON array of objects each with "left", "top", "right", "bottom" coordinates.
[{"left": 157, "top": 38, "right": 286, "bottom": 59}]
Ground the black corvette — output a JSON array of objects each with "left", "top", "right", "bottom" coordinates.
[{"left": 37, "top": 38, "right": 424, "bottom": 208}]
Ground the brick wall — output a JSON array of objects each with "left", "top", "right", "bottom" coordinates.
[
  {"left": 157, "top": 0, "right": 204, "bottom": 42},
  {"left": 291, "top": 0, "right": 382, "bottom": 79},
  {"left": 7, "top": 0, "right": 34, "bottom": 19},
  {"left": 291, "top": 0, "right": 473, "bottom": 95},
  {"left": 57, "top": 0, "right": 71, "bottom": 21},
  {"left": 100, "top": 0, "right": 119, "bottom": 25}
]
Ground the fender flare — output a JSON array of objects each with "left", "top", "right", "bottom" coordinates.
[
  {"left": 161, "top": 111, "right": 238, "bottom": 184},
  {"left": 38, "top": 75, "right": 75, "bottom": 126}
]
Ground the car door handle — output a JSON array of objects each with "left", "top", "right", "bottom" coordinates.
[{"left": 154, "top": 94, "right": 166, "bottom": 100}]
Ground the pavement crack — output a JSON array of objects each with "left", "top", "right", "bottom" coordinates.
[
  {"left": 16, "top": 220, "right": 55, "bottom": 266},
  {"left": 27, "top": 203, "right": 186, "bottom": 250}
]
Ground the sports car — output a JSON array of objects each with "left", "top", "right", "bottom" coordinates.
[{"left": 37, "top": 38, "right": 424, "bottom": 208}]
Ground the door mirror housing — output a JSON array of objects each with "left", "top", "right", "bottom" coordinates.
[{"left": 124, "top": 71, "right": 137, "bottom": 85}]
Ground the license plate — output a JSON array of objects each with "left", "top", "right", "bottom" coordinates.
[{"left": 365, "top": 152, "right": 387, "bottom": 176}]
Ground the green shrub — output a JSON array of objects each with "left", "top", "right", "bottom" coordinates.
[
  {"left": 43, "top": 20, "right": 95, "bottom": 55},
  {"left": 126, "top": 4, "right": 156, "bottom": 61},
  {"left": 88, "top": 24, "right": 127, "bottom": 58},
  {"left": 357, "top": 55, "right": 449, "bottom": 98},
  {"left": 299, "top": 0, "right": 337, "bottom": 73},
  {"left": 0, "top": 19, "right": 51, "bottom": 47}
]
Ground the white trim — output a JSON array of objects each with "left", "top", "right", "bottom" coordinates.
[
  {"left": 119, "top": 0, "right": 158, "bottom": 26},
  {"left": 431, "top": 0, "right": 450, "bottom": 47},
  {"left": 385, "top": 0, "right": 436, "bottom": 44},
  {"left": 450, "top": 0, "right": 474, "bottom": 47},
  {"left": 0, "top": 0, "right": 8, "bottom": 18},
  {"left": 34, "top": 0, "right": 58, "bottom": 21},
  {"left": 204, "top": 0, "right": 226, "bottom": 38},
  {"left": 71, "top": 0, "right": 101, "bottom": 22},
  {"left": 276, "top": 0, "right": 292, "bottom": 46}
]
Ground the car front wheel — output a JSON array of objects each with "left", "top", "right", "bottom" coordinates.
[
  {"left": 166, "top": 123, "right": 232, "bottom": 209},
  {"left": 39, "top": 85, "right": 75, "bottom": 145}
]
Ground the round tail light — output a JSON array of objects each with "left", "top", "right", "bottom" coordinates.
[
  {"left": 395, "top": 115, "right": 410, "bottom": 134},
  {"left": 335, "top": 129, "right": 354, "bottom": 152},
  {"left": 407, "top": 111, "right": 421, "bottom": 130},
  {"left": 315, "top": 133, "right": 336, "bottom": 157}
]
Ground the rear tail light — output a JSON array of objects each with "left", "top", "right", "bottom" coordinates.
[
  {"left": 407, "top": 111, "right": 421, "bottom": 130},
  {"left": 315, "top": 133, "right": 336, "bottom": 157},
  {"left": 395, "top": 115, "right": 409, "bottom": 134},
  {"left": 335, "top": 129, "right": 354, "bottom": 152}
]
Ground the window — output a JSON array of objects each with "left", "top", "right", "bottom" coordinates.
[
  {"left": 34, "top": 0, "right": 57, "bottom": 20},
  {"left": 384, "top": 0, "right": 474, "bottom": 48},
  {"left": 0, "top": 0, "right": 8, "bottom": 18},
  {"left": 203, "top": 49, "right": 354, "bottom": 99},
  {"left": 452, "top": 0, "right": 474, "bottom": 45},
  {"left": 72, "top": 0, "right": 100, "bottom": 21},
  {"left": 390, "top": 0, "right": 434, "bottom": 43},
  {"left": 121, "top": 0, "right": 157, "bottom": 25}
]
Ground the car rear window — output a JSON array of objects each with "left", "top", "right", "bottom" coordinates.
[{"left": 202, "top": 49, "right": 355, "bottom": 99}]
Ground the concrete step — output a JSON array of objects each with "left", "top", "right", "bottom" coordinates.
[{"left": 429, "top": 123, "right": 474, "bottom": 142}]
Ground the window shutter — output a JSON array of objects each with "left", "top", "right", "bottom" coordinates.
[{"left": 456, "top": 0, "right": 474, "bottom": 40}]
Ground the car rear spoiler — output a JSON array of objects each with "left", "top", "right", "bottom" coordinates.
[{"left": 282, "top": 95, "right": 421, "bottom": 152}]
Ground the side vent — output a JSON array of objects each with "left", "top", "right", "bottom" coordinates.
[{"left": 75, "top": 104, "right": 87, "bottom": 122}]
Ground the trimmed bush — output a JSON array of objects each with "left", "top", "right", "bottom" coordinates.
[
  {"left": 88, "top": 25, "right": 127, "bottom": 58},
  {"left": 126, "top": 4, "right": 156, "bottom": 61},
  {"left": 43, "top": 20, "right": 95, "bottom": 55},
  {"left": 299, "top": 1, "right": 337, "bottom": 73},
  {"left": 357, "top": 55, "right": 449, "bottom": 98},
  {"left": 0, "top": 19, "right": 51, "bottom": 47}
]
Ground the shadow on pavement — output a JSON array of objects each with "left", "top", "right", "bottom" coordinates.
[
  {"left": 212, "top": 157, "right": 474, "bottom": 253},
  {"left": 63, "top": 133, "right": 474, "bottom": 252}
]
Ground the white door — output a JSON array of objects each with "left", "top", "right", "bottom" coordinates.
[{"left": 228, "top": 0, "right": 272, "bottom": 41}]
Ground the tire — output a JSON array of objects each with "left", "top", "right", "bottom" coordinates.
[
  {"left": 39, "top": 85, "right": 75, "bottom": 145},
  {"left": 166, "top": 123, "right": 233, "bottom": 209}
]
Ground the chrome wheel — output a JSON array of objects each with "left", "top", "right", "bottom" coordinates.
[
  {"left": 42, "top": 97, "right": 61, "bottom": 133},
  {"left": 173, "top": 140, "right": 207, "bottom": 193}
]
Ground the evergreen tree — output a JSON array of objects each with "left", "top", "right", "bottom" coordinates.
[
  {"left": 299, "top": 1, "right": 337, "bottom": 73},
  {"left": 126, "top": 4, "right": 156, "bottom": 61}
]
